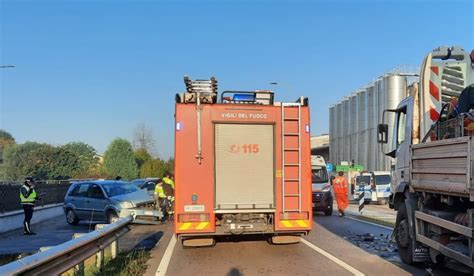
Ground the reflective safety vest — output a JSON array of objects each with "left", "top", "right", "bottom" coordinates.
[
  {"left": 20, "top": 185, "right": 37, "bottom": 204},
  {"left": 155, "top": 184, "right": 166, "bottom": 198},
  {"left": 333, "top": 176, "right": 348, "bottom": 194},
  {"left": 163, "top": 177, "right": 175, "bottom": 189}
]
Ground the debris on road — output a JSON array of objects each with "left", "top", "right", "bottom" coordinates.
[{"left": 344, "top": 230, "right": 399, "bottom": 261}]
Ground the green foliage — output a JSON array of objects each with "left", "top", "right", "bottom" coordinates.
[
  {"left": 140, "top": 158, "right": 173, "bottom": 178},
  {"left": 62, "top": 142, "right": 99, "bottom": 178},
  {"left": 4, "top": 142, "right": 52, "bottom": 180},
  {"left": 3, "top": 141, "right": 98, "bottom": 181},
  {"left": 103, "top": 138, "right": 138, "bottom": 180},
  {"left": 0, "top": 129, "right": 15, "bottom": 164},
  {"left": 133, "top": 149, "right": 152, "bottom": 170},
  {"left": 89, "top": 250, "right": 150, "bottom": 276}
]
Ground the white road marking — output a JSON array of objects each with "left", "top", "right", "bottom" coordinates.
[
  {"left": 301, "top": 238, "right": 365, "bottom": 276},
  {"left": 344, "top": 215, "right": 394, "bottom": 230},
  {"left": 155, "top": 234, "right": 177, "bottom": 276}
]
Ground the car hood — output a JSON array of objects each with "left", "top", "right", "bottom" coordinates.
[{"left": 110, "top": 190, "right": 153, "bottom": 206}]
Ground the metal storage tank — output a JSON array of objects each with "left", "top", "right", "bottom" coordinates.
[
  {"left": 342, "top": 98, "right": 350, "bottom": 162},
  {"left": 356, "top": 89, "right": 367, "bottom": 167},
  {"left": 349, "top": 94, "right": 358, "bottom": 165},
  {"left": 335, "top": 102, "right": 343, "bottom": 165},
  {"left": 374, "top": 78, "right": 385, "bottom": 171},
  {"left": 382, "top": 74, "right": 407, "bottom": 171},
  {"left": 329, "top": 105, "right": 336, "bottom": 164},
  {"left": 366, "top": 85, "right": 376, "bottom": 172}
]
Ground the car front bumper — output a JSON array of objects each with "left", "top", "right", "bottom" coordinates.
[
  {"left": 312, "top": 191, "right": 333, "bottom": 211},
  {"left": 119, "top": 208, "right": 163, "bottom": 224}
]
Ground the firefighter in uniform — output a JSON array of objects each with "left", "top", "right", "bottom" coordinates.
[
  {"left": 20, "top": 177, "right": 41, "bottom": 235},
  {"left": 333, "top": 171, "right": 349, "bottom": 217},
  {"left": 162, "top": 172, "right": 175, "bottom": 220},
  {"left": 162, "top": 172, "right": 175, "bottom": 189},
  {"left": 154, "top": 181, "right": 166, "bottom": 221}
]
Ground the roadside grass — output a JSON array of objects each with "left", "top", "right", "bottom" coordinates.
[{"left": 90, "top": 249, "right": 150, "bottom": 276}]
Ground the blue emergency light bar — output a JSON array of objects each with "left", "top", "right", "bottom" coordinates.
[{"left": 232, "top": 93, "right": 256, "bottom": 102}]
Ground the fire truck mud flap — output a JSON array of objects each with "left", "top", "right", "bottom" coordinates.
[
  {"left": 182, "top": 237, "right": 216, "bottom": 247},
  {"left": 271, "top": 235, "right": 301, "bottom": 244}
]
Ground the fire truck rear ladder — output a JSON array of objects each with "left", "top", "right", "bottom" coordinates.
[
  {"left": 183, "top": 76, "right": 218, "bottom": 164},
  {"left": 281, "top": 102, "right": 302, "bottom": 213}
]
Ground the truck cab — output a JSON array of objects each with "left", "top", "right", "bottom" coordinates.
[{"left": 311, "top": 155, "right": 333, "bottom": 216}]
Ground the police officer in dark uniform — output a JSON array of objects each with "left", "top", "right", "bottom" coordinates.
[{"left": 20, "top": 177, "right": 41, "bottom": 235}]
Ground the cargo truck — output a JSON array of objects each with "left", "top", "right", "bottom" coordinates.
[
  {"left": 378, "top": 46, "right": 474, "bottom": 268},
  {"left": 174, "top": 76, "right": 312, "bottom": 247}
]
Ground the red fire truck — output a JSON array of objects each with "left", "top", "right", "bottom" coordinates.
[{"left": 174, "top": 76, "right": 312, "bottom": 247}]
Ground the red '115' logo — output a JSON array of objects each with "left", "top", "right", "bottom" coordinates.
[{"left": 230, "top": 144, "right": 259, "bottom": 153}]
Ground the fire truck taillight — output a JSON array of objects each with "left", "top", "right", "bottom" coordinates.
[{"left": 178, "top": 213, "right": 210, "bottom": 222}]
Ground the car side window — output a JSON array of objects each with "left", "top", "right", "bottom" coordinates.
[
  {"left": 145, "top": 181, "right": 156, "bottom": 191},
  {"left": 89, "top": 184, "right": 105, "bottom": 199},
  {"left": 68, "top": 185, "right": 80, "bottom": 196},
  {"left": 73, "top": 184, "right": 89, "bottom": 197}
]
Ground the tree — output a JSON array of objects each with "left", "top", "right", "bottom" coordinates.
[
  {"left": 134, "top": 148, "right": 152, "bottom": 170},
  {"left": 140, "top": 159, "right": 167, "bottom": 178},
  {"left": 3, "top": 142, "right": 81, "bottom": 180},
  {"left": 133, "top": 123, "right": 156, "bottom": 154},
  {"left": 103, "top": 138, "right": 138, "bottom": 180},
  {"left": 61, "top": 142, "right": 99, "bottom": 178},
  {"left": 0, "top": 129, "right": 15, "bottom": 164}
]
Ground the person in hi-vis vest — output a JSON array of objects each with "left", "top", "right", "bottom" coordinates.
[
  {"left": 333, "top": 171, "right": 349, "bottom": 217},
  {"left": 20, "top": 177, "right": 42, "bottom": 235}
]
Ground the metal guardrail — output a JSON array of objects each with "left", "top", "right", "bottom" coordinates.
[{"left": 0, "top": 217, "right": 132, "bottom": 275}]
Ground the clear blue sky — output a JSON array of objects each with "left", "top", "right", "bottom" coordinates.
[{"left": 1, "top": 0, "right": 472, "bottom": 159}]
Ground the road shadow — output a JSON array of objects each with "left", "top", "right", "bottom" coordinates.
[{"left": 227, "top": 268, "right": 243, "bottom": 276}]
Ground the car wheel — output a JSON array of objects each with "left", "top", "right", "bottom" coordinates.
[
  {"left": 66, "top": 209, "right": 79, "bottom": 225},
  {"left": 395, "top": 202, "right": 414, "bottom": 264},
  {"left": 324, "top": 203, "right": 333, "bottom": 216},
  {"left": 107, "top": 211, "right": 119, "bottom": 224}
]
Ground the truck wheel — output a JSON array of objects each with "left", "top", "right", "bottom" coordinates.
[
  {"left": 324, "top": 204, "right": 333, "bottom": 216},
  {"left": 395, "top": 202, "right": 414, "bottom": 264},
  {"left": 66, "top": 209, "right": 79, "bottom": 225}
]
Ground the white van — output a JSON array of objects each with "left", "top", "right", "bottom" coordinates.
[{"left": 372, "top": 171, "right": 391, "bottom": 205}]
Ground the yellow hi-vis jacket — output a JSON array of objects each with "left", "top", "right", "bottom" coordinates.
[
  {"left": 20, "top": 185, "right": 37, "bottom": 205},
  {"left": 154, "top": 183, "right": 166, "bottom": 198},
  {"left": 163, "top": 177, "right": 175, "bottom": 189}
]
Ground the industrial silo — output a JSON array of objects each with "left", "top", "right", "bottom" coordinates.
[
  {"left": 356, "top": 89, "right": 368, "bottom": 167},
  {"left": 382, "top": 74, "right": 407, "bottom": 171},
  {"left": 375, "top": 78, "right": 385, "bottom": 171},
  {"left": 335, "top": 102, "right": 343, "bottom": 165},
  {"left": 366, "top": 85, "right": 376, "bottom": 171},
  {"left": 329, "top": 105, "right": 336, "bottom": 164},
  {"left": 342, "top": 98, "right": 350, "bottom": 162},
  {"left": 349, "top": 94, "right": 358, "bottom": 165}
]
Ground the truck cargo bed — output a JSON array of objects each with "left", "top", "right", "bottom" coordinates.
[{"left": 411, "top": 136, "right": 473, "bottom": 199}]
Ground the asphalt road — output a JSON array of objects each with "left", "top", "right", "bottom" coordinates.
[
  {"left": 149, "top": 214, "right": 418, "bottom": 276},
  {"left": 1, "top": 212, "right": 470, "bottom": 275}
]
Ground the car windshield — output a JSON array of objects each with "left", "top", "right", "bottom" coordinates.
[
  {"left": 130, "top": 180, "right": 145, "bottom": 186},
  {"left": 375, "top": 175, "right": 391, "bottom": 185},
  {"left": 357, "top": 175, "right": 371, "bottom": 185},
  {"left": 312, "top": 166, "right": 328, "bottom": 183},
  {"left": 101, "top": 183, "right": 139, "bottom": 197}
]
